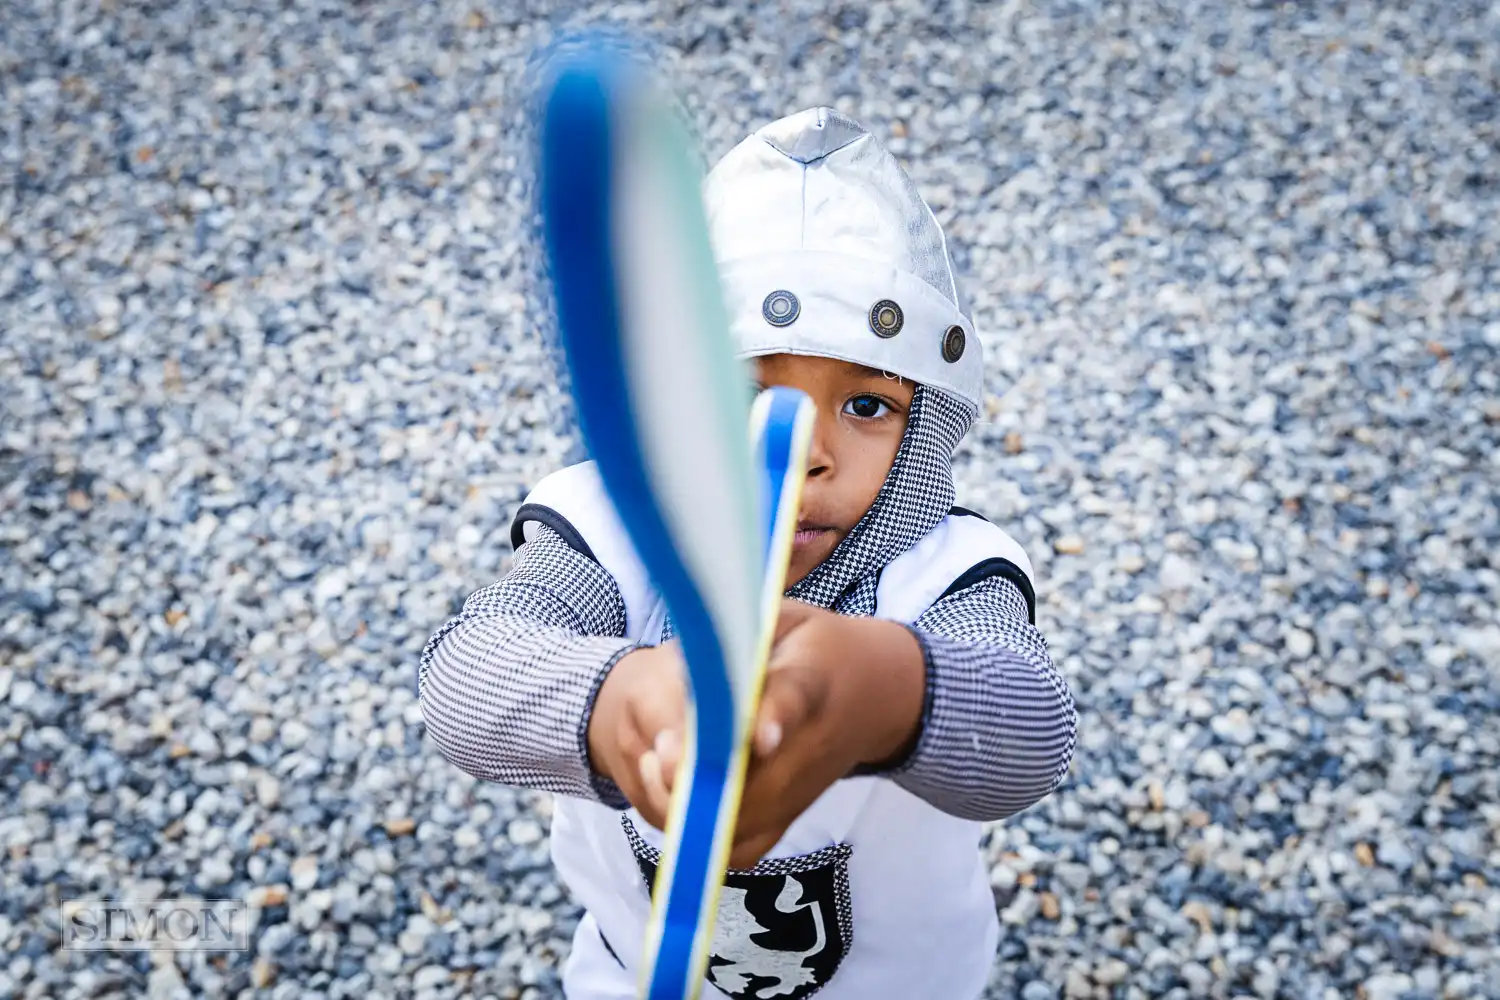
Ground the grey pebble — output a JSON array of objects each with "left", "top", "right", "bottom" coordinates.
[
  {"left": 255, "top": 774, "right": 281, "bottom": 809},
  {"left": 1193, "top": 749, "right": 1230, "bottom": 780},
  {"left": 413, "top": 965, "right": 449, "bottom": 990},
  {"left": 1363, "top": 973, "right": 1415, "bottom": 1000},
  {"left": 399, "top": 916, "right": 435, "bottom": 957},
  {"left": 279, "top": 720, "right": 311, "bottom": 751},
  {"left": 1377, "top": 839, "right": 1416, "bottom": 873},
  {"left": 1209, "top": 709, "right": 1256, "bottom": 747}
]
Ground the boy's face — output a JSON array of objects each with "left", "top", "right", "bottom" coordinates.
[{"left": 753, "top": 354, "right": 915, "bottom": 586}]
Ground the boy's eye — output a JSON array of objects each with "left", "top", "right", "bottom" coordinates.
[{"left": 844, "top": 395, "right": 890, "bottom": 419}]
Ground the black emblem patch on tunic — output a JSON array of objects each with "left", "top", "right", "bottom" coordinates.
[{"left": 622, "top": 816, "right": 853, "bottom": 1000}]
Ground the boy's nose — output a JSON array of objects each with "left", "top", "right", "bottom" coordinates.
[{"left": 804, "top": 414, "right": 835, "bottom": 478}]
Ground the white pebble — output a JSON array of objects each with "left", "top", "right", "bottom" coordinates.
[
  {"left": 508, "top": 818, "right": 543, "bottom": 846},
  {"left": 290, "top": 856, "right": 319, "bottom": 892}
]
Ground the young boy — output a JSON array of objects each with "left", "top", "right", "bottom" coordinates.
[{"left": 419, "top": 107, "right": 1077, "bottom": 1000}]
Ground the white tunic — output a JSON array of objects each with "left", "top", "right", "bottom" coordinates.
[{"left": 515, "top": 462, "right": 1036, "bottom": 1000}]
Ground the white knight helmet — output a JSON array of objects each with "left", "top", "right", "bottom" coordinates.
[{"left": 703, "top": 107, "right": 982, "bottom": 415}]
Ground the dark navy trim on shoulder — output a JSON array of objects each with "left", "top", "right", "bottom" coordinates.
[
  {"left": 938, "top": 557, "right": 1036, "bottom": 624},
  {"left": 509, "top": 503, "right": 598, "bottom": 563},
  {"left": 949, "top": 505, "right": 989, "bottom": 521}
]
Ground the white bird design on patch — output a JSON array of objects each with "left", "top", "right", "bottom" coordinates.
[{"left": 707, "top": 876, "right": 827, "bottom": 999}]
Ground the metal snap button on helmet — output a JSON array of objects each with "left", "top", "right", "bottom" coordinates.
[
  {"left": 762, "top": 290, "right": 801, "bottom": 327},
  {"left": 942, "top": 325, "right": 966, "bottom": 363},
  {"left": 869, "top": 299, "right": 903, "bottom": 338}
]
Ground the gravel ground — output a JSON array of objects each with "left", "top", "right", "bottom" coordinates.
[{"left": 3, "top": 1, "right": 1499, "bottom": 998}]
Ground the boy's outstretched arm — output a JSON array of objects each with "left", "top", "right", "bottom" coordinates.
[
  {"left": 417, "top": 524, "right": 636, "bottom": 807},
  {"left": 713, "top": 580, "right": 1074, "bottom": 864},
  {"left": 890, "top": 574, "right": 1078, "bottom": 821},
  {"left": 722, "top": 578, "right": 1079, "bottom": 842}
]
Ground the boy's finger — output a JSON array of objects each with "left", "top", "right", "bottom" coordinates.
[
  {"left": 636, "top": 749, "right": 673, "bottom": 826},
  {"left": 752, "top": 716, "right": 783, "bottom": 758},
  {"left": 654, "top": 728, "right": 683, "bottom": 792},
  {"left": 752, "top": 670, "right": 817, "bottom": 757}
]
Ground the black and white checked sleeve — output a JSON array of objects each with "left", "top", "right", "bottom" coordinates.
[
  {"left": 886, "top": 574, "right": 1078, "bottom": 822},
  {"left": 417, "top": 524, "right": 635, "bottom": 807}
]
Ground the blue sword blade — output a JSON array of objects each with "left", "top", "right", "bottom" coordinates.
[{"left": 537, "top": 44, "right": 790, "bottom": 1000}]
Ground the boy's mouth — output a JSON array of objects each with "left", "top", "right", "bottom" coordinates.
[{"left": 792, "top": 520, "right": 837, "bottom": 549}]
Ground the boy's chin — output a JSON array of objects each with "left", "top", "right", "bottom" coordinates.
[{"left": 784, "top": 532, "right": 841, "bottom": 587}]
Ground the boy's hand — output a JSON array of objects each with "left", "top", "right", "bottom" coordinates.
[
  {"left": 587, "top": 641, "right": 686, "bottom": 831},
  {"left": 729, "top": 600, "right": 926, "bottom": 866},
  {"left": 652, "top": 599, "right": 927, "bottom": 869}
]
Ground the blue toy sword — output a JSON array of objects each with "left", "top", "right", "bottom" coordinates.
[{"left": 535, "top": 44, "right": 816, "bottom": 1000}]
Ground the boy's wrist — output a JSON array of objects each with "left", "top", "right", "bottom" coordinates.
[
  {"left": 584, "top": 653, "right": 626, "bottom": 787},
  {"left": 841, "top": 617, "right": 927, "bottom": 769},
  {"left": 584, "top": 641, "right": 688, "bottom": 820},
  {"left": 586, "top": 644, "right": 648, "bottom": 787}
]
